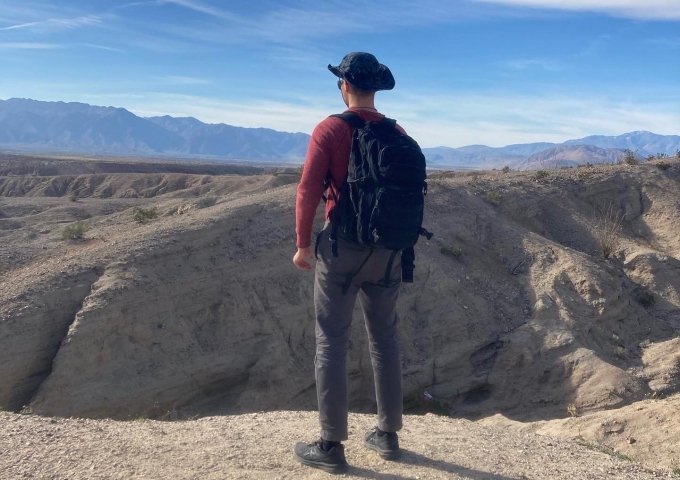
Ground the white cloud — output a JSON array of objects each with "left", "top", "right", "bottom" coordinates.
[
  {"left": 130, "top": 1, "right": 505, "bottom": 47},
  {"left": 155, "top": 76, "right": 213, "bottom": 85},
  {"left": 77, "top": 43, "right": 125, "bottom": 53},
  {"left": 505, "top": 58, "right": 564, "bottom": 71},
  {"left": 158, "top": 0, "right": 248, "bottom": 23},
  {"left": 80, "top": 93, "right": 335, "bottom": 135},
  {"left": 0, "top": 14, "right": 103, "bottom": 32},
  {"left": 472, "top": 0, "right": 680, "bottom": 20},
  {"left": 71, "top": 89, "right": 680, "bottom": 148},
  {"left": 0, "top": 42, "right": 61, "bottom": 50},
  {"left": 383, "top": 90, "right": 680, "bottom": 147}
]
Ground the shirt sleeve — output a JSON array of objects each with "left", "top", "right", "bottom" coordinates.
[{"left": 295, "top": 120, "right": 333, "bottom": 248}]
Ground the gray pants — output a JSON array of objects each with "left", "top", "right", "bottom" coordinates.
[{"left": 313, "top": 224, "right": 403, "bottom": 442}]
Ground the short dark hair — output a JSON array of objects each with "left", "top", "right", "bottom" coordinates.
[{"left": 346, "top": 80, "right": 374, "bottom": 97}]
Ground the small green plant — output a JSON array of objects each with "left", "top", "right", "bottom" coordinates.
[
  {"left": 132, "top": 206, "right": 159, "bottom": 224},
  {"left": 440, "top": 244, "right": 462, "bottom": 258},
  {"left": 534, "top": 170, "right": 549, "bottom": 180},
  {"left": 195, "top": 195, "right": 217, "bottom": 209},
  {"left": 672, "top": 467, "right": 680, "bottom": 477},
  {"left": 62, "top": 221, "right": 87, "bottom": 241},
  {"left": 486, "top": 191, "right": 503, "bottom": 205}
]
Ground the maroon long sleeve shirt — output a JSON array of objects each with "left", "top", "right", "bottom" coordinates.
[{"left": 295, "top": 107, "right": 405, "bottom": 248}]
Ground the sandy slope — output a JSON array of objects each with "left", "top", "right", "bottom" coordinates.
[
  {"left": 1, "top": 156, "right": 680, "bottom": 477},
  {"left": 0, "top": 410, "right": 671, "bottom": 480}
]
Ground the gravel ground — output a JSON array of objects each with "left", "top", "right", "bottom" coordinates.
[{"left": 0, "top": 410, "right": 672, "bottom": 480}]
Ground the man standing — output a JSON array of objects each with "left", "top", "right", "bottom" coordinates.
[{"left": 293, "top": 52, "right": 405, "bottom": 474}]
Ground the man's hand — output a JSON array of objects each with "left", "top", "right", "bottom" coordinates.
[{"left": 293, "top": 247, "right": 314, "bottom": 270}]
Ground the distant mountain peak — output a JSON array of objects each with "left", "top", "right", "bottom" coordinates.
[{"left": 1, "top": 98, "right": 678, "bottom": 167}]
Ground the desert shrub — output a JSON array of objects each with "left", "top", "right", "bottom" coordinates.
[
  {"left": 620, "top": 149, "right": 639, "bottom": 165},
  {"left": 195, "top": 195, "right": 217, "bottom": 209},
  {"left": 533, "top": 170, "right": 549, "bottom": 180},
  {"left": 132, "top": 206, "right": 159, "bottom": 224},
  {"left": 656, "top": 161, "right": 671, "bottom": 171},
  {"left": 501, "top": 165, "right": 511, "bottom": 173},
  {"left": 672, "top": 467, "right": 680, "bottom": 477},
  {"left": 567, "top": 403, "right": 580, "bottom": 418},
  {"left": 62, "top": 221, "right": 87, "bottom": 241},
  {"left": 595, "top": 203, "right": 624, "bottom": 259},
  {"left": 440, "top": 244, "right": 462, "bottom": 258},
  {"left": 486, "top": 191, "right": 503, "bottom": 205}
]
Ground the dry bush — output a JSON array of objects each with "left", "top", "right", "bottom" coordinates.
[
  {"left": 440, "top": 244, "right": 462, "bottom": 258},
  {"left": 62, "top": 221, "right": 87, "bottom": 241},
  {"left": 619, "top": 149, "right": 639, "bottom": 165},
  {"left": 132, "top": 206, "right": 159, "bottom": 224},
  {"left": 595, "top": 203, "right": 624, "bottom": 259},
  {"left": 195, "top": 195, "right": 217, "bottom": 209},
  {"left": 486, "top": 190, "right": 503, "bottom": 205}
]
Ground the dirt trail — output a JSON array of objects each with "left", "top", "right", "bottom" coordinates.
[{"left": 0, "top": 410, "right": 671, "bottom": 480}]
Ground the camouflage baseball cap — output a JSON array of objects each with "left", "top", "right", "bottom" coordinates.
[{"left": 328, "top": 52, "right": 395, "bottom": 91}]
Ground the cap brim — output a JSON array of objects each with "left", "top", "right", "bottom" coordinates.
[{"left": 328, "top": 64, "right": 343, "bottom": 78}]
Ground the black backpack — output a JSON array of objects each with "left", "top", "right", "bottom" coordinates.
[{"left": 327, "top": 111, "right": 432, "bottom": 284}]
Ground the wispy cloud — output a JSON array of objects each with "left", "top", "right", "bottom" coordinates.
[
  {"left": 0, "top": 42, "right": 61, "bottom": 50},
  {"left": 0, "top": 14, "right": 103, "bottom": 32},
  {"left": 97, "top": 92, "right": 333, "bottom": 134},
  {"left": 66, "top": 89, "right": 680, "bottom": 148},
  {"left": 505, "top": 58, "right": 564, "bottom": 71},
  {"left": 376, "top": 88, "right": 680, "bottom": 147},
  {"left": 645, "top": 37, "right": 680, "bottom": 49},
  {"left": 78, "top": 43, "right": 125, "bottom": 53},
  {"left": 574, "top": 34, "right": 612, "bottom": 58},
  {"left": 129, "top": 0, "right": 510, "bottom": 48},
  {"left": 155, "top": 76, "right": 212, "bottom": 85},
  {"left": 158, "top": 0, "right": 247, "bottom": 23},
  {"left": 472, "top": 0, "right": 680, "bottom": 20}
]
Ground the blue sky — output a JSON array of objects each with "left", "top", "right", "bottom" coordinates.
[{"left": 0, "top": 0, "right": 678, "bottom": 148}]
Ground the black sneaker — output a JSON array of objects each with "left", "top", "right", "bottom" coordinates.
[
  {"left": 294, "top": 440, "right": 348, "bottom": 474},
  {"left": 364, "top": 427, "right": 400, "bottom": 460}
]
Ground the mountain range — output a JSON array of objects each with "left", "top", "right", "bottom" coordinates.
[{"left": 1, "top": 98, "right": 678, "bottom": 169}]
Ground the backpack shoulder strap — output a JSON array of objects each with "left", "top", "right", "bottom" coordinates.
[
  {"left": 382, "top": 117, "right": 397, "bottom": 129},
  {"left": 330, "top": 112, "right": 365, "bottom": 129},
  {"left": 332, "top": 112, "right": 401, "bottom": 132}
]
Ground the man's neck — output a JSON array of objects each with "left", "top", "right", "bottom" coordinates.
[
  {"left": 348, "top": 103, "right": 378, "bottom": 111},
  {"left": 346, "top": 93, "right": 376, "bottom": 111}
]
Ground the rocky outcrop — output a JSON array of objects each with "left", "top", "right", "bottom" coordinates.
[{"left": 1, "top": 162, "right": 679, "bottom": 420}]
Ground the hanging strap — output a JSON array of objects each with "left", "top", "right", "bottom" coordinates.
[
  {"left": 401, "top": 247, "right": 415, "bottom": 283},
  {"left": 341, "top": 249, "right": 374, "bottom": 294}
]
